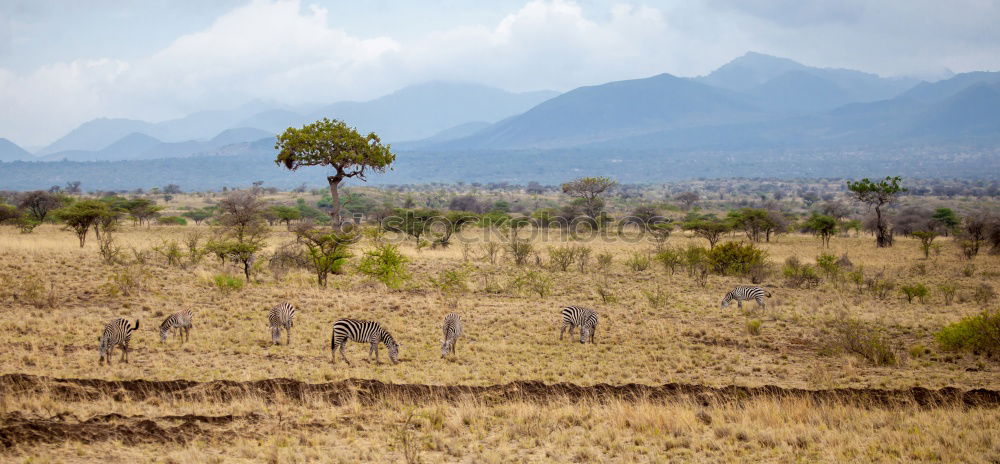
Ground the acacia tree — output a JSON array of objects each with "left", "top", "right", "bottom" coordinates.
[
  {"left": 675, "top": 191, "right": 699, "bottom": 210},
  {"left": 561, "top": 177, "right": 617, "bottom": 219},
  {"left": 803, "top": 213, "right": 837, "bottom": 247},
  {"left": 217, "top": 191, "right": 269, "bottom": 281},
  {"left": 683, "top": 219, "right": 730, "bottom": 249},
  {"left": 55, "top": 200, "right": 111, "bottom": 247},
  {"left": 847, "top": 176, "right": 904, "bottom": 248},
  {"left": 18, "top": 191, "right": 63, "bottom": 223},
  {"left": 275, "top": 119, "right": 395, "bottom": 226}
]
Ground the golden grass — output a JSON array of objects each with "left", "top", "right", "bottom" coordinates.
[{"left": 1, "top": 219, "right": 998, "bottom": 461}]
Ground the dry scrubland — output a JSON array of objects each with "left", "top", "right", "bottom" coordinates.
[{"left": 1, "top": 205, "right": 999, "bottom": 462}]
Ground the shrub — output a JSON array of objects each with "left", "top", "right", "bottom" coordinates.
[
  {"left": 782, "top": 257, "right": 821, "bottom": 288},
  {"left": 595, "top": 283, "right": 617, "bottom": 304},
  {"left": 822, "top": 318, "right": 897, "bottom": 366},
  {"left": 481, "top": 242, "right": 501, "bottom": 265},
  {"left": 104, "top": 265, "right": 149, "bottom": 298},
  {"left": 212, "top": 273, "right": 244, "bottom": 294},
  {"left": 157, "top": 216, "right": 187, "bottom": 226},
  {"left": 901, "top": 283, "right": 929, "bottom": 303},
  {"left": 683, "top": 245, "right": 709, "bottom": 277},
  {"left": 866, "top": 273, "right": 896, "bottom": 300},
  {"left": 19, "top": 274, "right": 57, "bottom": 308},
  {"left": 973, "top": 283, "right": 997, "bottom": 306},
  {"left": 654, "top": 247, "right": 683, "bottom": 275},
  {"left": 746, "top": 319, "right": 762, "bottom": 336},
  {"left": 642, "top": 286, "right": 669, "bottom": 309},
  {"left": 509, "top": 270, "right": 552, "bottom": 298},
  {"left": 358, "top": 244, "right": 410, "bottom": 290},
  {"left": 295, "top": 226, "right": 354, "bottom": 287},
  {"left": 153, "top": 240, "right": 184, "bottom": 267},
  {"left": 625, "top": 251, "right": 650, "bottom": 272},
  {"left": 574, "top": 245, "right": 592, "bottom": 273},
  {"left": 816, "top": 252, "right": 840, "bottom": 280},
  {"left": 595, "top": 251, "right": 613, "bottom": 273},
  {"left": 547, "top": 245, "right": 577, "bottom": 272},
  {"left": 962, "top": 264, "right": 976, "bottom": 277},
  {"left": 935, "top": 311, "right": 1000, "bottom": 355},
  {"left": 506, "top": 239, "right": 533, "bottom": 266},
  {"left": 429, "top": 266, "right": 472, "bottom": 296},
  {"left": 707, "top": 241, "right": 767, "bottom": 276},
  {"left": 939, "top": 284, "right": 957, "bottom": 305},
  {"left": 847, "top": 269, "right": 865, "bottom": 294}
]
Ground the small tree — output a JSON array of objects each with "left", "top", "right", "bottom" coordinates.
[
  {"left": 18, "top": 191, "right": 63, "bottom": 223},
  {"left": 55, "top": 200, "right": 111, "bottom": 247},
  {"left": 911, "top": 230, "right": 938, "bottom": 259},
  {"left": 182, "top": 208, "right": 213, "bottom": 225},
  {"left": 847, "top": 176, "right": 904, "bottom": 248},
  {"left": 561, "top": 177, "right": 617, "bottom": 219},
  {"left": 683, "top": 219, "right": 730, "bottom": 249},
  {"left": 275, "top": 118, "right": 395, "bottom": 225},
  {"left": 931, "top": 208, "right": 959, "bottom": 235},
  {"left": 270, "top": 205, "right": 302, "bottom": 230},
  {"left": 294, "top": 224, "right": 354, "bottom": 287},
  {"left": 217, "top": 191, "right": 269, "bottom": 281},
  {"left": 803, "top": 213, "right": 838, "bottom": 247},
  {"left": 675, "top": 191, "right": 699, "bottom": 210}
]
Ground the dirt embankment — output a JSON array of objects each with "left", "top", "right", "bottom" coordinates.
[{"left": 4, "top": 373, "right": 999, "bottom": 408}]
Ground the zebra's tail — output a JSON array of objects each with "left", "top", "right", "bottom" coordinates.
[
  {"left": 764, "top": 291, "right": 772, "bottom": 298},
  {"left": 133, "top": 320, "right": 140, "bottom": 331}
]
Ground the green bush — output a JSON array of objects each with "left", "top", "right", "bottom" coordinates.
[
  {"left": 973, "top": 283, "right": 996, "bottom": 306},
  {"left": 683, "top": 245, "right": 709, "bottom": 277},
  {"left": 654, "top": 247, "right": 683, "bottom": 275},
  {"left": 782, "top": 256, "right": 821, "bottom": 288},
  {"left": 212, "top": 273, "right": 244, "bottom": 293},
  {"left": 935, "top": 311, "right": 1000, "bottom": 355},
  {"left": 707, "top": 241, "right": 767, "bottom": 276},
  {"left": 625, "top": 251, "right": 650, "bottom": 272},
  {"left": 506, "top": 239, "right": 533, "bottom": 266},
  {"left": 823, "top": 318, "right": 897, "bottom": 366},
  {"left": 901, "top": 283, "right": 929, "bottom": 304},
  {"left": 939, "top": 284, "right": 957, "bottom": 305},
  {"left": 157, "top": 216, "right": 188, "bottom": 226},
  {"left": 816, "top": 252, "right": 840, "bottom": 279},
  {"left": 429, "top": 266, "right": 472, "bottom": 296},
  {"left": 746, "top": 319, "right": 762, "bottom": 336},
  {"left": 358, "top": 244, "right": 411, "bottom": 289}
]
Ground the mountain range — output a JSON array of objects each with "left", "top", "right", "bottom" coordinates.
[{"left": 2, "top": 51, "right": 999, "bottom": 188}]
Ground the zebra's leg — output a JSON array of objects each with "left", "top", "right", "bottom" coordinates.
[
  {"left": 559, "top": 322, "right": 567, "bottom": 340},
  {"left": 372, "top": 342, "right": 381, "bottom": 364},
  {"left": 590, "top": 326, "right": 596, "bottom": 344},
  {"left": 286, "top": 326, "right": 292, "bottom": 346},
  {"left": 737, "top": 300, "right": 743, "bottom": 310},
  {"left": 757, "top": 297, "right": 766, "bottom": 311},
  {"left": 340, "top": 342, "right": 351, "bottom": 366},
  {"left": 452, "top": 338, "right": 458, "bottom": 355},
  {"left": 120, "top": 344, "right": 128, "bottom": 364}
]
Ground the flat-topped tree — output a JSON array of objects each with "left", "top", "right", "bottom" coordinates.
[
  {"left": 275, "top": 118, "right": 395, "bottom": 225},
  {"left": 847, "top": 176, "right": 905, "bottom": 248}
]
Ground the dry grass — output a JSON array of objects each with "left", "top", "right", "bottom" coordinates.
[{"left": 1, "top": 217, "right": 999, "bottom": 461}]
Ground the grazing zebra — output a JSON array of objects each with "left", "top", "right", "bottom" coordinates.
[
  {"left": 268, "top": 302, "right": 296, "bottom": 345},
  {"left": 98, "top": 318, "right": 139, "bottom": 365},
  {"left": 330, "top": 319, "right": 400, "bottom": 365},
  {"left": 159, "top": 309, "right": 193, "bottom": 343},
  {"left": 720, "top": 285, "right": 771, "bottom": 310},
  {"left": 559, "top": 306, "right": 598, "bottom": 344},
  {"left": 441, "top": 313, "right": 463, "bottom": 358}
]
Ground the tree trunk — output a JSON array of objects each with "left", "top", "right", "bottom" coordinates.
[
  {"left": 874, "top": 205, "right": 892, "bottom": 248},
  {"left": 327, "top": 174, "right": 343, "bottom": 227}
]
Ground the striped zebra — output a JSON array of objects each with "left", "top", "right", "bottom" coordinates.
[
  {"left": 159, "top": 309, "right": 193, "bottom": 343},
  {"left": 559, "top": 306, "right": 598, "bottom": 344},
  {"left": 720, "top": 285, "right": 771, "bottom": 310},
  {"left": 98, "top": 318, "right": 139, "bottom": 365},
  {"left": 268, "top": 302, "right": 296, "bottom": 345},
  {"left": 330, "top": 319, "right": 400, "bottom": 365},
  {"left": 441, "top": 313, "right": 463, "bottom": 358}
]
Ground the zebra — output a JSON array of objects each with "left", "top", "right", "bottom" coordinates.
[
  {"left": 159, "top": 309, "right": 193, "bottom": 343},
  {"left": 98, "top": 318, "right": 139, "bottom": 365},
  {"left": 330, "top": 319, "right": 400, "bottom": 365},
  {"left": 720, "top": 285, "right": 771, "bottom": 310},
  {"left": 268, "top": 302, "right": 296, "bottom": 345},
  {"left": 441, "top": 313, "right": 462, "bottom": 358},
  {"left": 559, "top": 306, "right": 598, "bottom": 344}
]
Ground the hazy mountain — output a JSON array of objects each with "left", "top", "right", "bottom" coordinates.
[
  {"left": 743, "top": 71, "right": 851, "bottom": 112},
  {"left": 0, "top": 138, "right": 34, "bottom": 161},
  {"left": 233, "top": 109, "right": 310, "bottom": 134},
  {"left": 39, "top": 118, "right": 155, "bottom": 155},
  {"left": 310, "top": 82, "right": 559, "bottom": 142},
  {"left": 898, "top": 71, "right": 1000, "bottom": 102},
  {"left": 209, "top": 127, "right": 274, "bottom": 146},
  {"left": 697, "top": 52, "right": 917, "bottom": 104},
  {"left": 445, "top": 73, "right": 761, "bottom": 149},
  {"left": 40, "top": 127, "right": 274, "bottom": 162}
]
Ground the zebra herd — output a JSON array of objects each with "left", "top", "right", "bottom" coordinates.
[{"left": 96, "top": 286, "right": 771, "bottom": 366}]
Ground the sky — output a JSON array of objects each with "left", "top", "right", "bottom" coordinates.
[{"left": 2, "top": 0, "right": 999, "bottom": 148}]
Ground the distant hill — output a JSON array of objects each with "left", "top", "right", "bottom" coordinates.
[
  {"left": 435, "top": 67, "right": 996, "bottom": 151},
  {"left": 308, "top": 82, "right": 559, "bottom": 142},
  {"left": 446, "top": 73, "right": 761, "bottom": 149},
  {"left": 35, "top": 82, "right": 560, "bottom": 157},
  {"left": 40, "top": 128, "right": 273, "bottom": 162},
  {"left": 0, "top": 138, "right": 34, "bottom": 161}
]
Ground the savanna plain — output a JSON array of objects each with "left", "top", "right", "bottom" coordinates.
[{"left": 1, "top": 185, "right": 999, "bottom": 463}]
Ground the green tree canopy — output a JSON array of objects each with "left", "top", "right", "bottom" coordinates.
[
  {"left": 847, "top": 176, "right": 905, "bottom": 248},
  {"left": 803, "top": 213, "right": 838, "bottom": 247},
  {"left": 561, "top": 177, "right": 617, "bottom": 219},
  {"left": 275, "top": 118, "right": 395, "bottom": 225}
]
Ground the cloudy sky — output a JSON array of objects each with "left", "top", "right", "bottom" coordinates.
[{"left": 2, "top": 0, "right": 999, "bottom": 147}]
